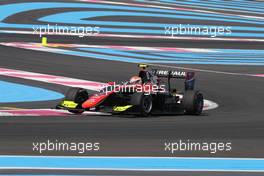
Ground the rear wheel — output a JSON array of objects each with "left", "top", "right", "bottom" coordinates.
[
  {"left": 64, "top": 87, "right": 89, "bottom": 114},
  {"left": 182, "top": 90, "right": 203, "bottom": 115}
]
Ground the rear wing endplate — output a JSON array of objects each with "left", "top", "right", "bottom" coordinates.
[{"left": 152, "top": 69, "right": 195, "bottom": 90}]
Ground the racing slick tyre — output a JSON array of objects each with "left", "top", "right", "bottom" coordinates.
[
  {"left": 64, "top": 87, "right": 89, "bottom": 114},
  {"left": 182, "top": 90, "right": 204, "bottom": 115},
  {"left": 130, "top": 93, "right": 153, "bottom": 117}
]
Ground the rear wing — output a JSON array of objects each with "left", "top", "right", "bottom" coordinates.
[
  {"left": 152, "top": 69, "right": 187, "bottom": 79},
  {"left": 152, "top": 69, "right": 195, "bottom": 91}
]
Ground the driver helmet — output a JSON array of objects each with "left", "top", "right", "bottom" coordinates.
[{"left": 129, "top": 76, "right": 142, "bottom": 84}]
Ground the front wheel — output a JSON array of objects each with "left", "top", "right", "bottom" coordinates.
[
  {"left": 64, "top": 87, "right": 89, "bottom": 114},
  {"left": 182, "top": 90, "right": 204, "bottom": 115},
  {"left": 130, "top": 93, "right": 153, "bottom": 117},
  {"left": 68, "top": 109, "right": 85, "bottom": 114},
  {"left": 141, "top": 95, "right": 153, "bottom": 117}
]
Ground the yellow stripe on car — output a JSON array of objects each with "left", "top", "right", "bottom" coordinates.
[
  {"left": 113, "top": 105, "right": 133, "bottom": 112},
  {"left": 61, "top": 101, "right": 78, "bottom": 108}
]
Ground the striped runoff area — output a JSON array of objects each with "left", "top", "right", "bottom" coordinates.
[
  {"left": 0, "top": 67, "right": 105, "bottom": 91},
  {"left": 1, "top": 42, "right": 264, "bottom": 66},
  {"left": 0, "top": 1, "right": 263, "bottom": 41}
]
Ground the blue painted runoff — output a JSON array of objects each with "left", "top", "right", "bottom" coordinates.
[
  {"left": 77, "top": 47, "right": 264, "bottom": 65},
  {"left": 0, "top": 156, "right": 264, "bottom": 172},
  {"left": 0, "top": 81, "right": 64, "bottom": 103},
  {"left": 34, "top": 47, "right": 264, "bottom": 65}
]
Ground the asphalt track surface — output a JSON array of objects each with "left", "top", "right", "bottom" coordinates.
[{"left": 0, "top": 0, "right": 264, "bottom": 175}]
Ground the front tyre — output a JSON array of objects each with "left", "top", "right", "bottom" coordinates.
[
  {"left": 182, "top": 90, "right": 203, "bottom": 115},
  {"left": 130, "top": 93, "right": 153, "bottom": 117},
  {"left": 68, "top": 109, "right": 85, "bottom": 114},
  {"left": 141, "top": 95, "right": 153, "bottom": 117},
  {"left": 64, "top": 87, "right": 88, "bottom": 114}
]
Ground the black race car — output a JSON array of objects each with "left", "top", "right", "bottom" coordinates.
[{"left": 57, "top": 65, "right": 204, "bottom": 116}]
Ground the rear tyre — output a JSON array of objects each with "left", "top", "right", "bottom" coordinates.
[
  {"left": 182, "top": 90, "right": 203, "bottom": 115},
  {"left": 64, "top": 87, "right": 89, "bottom": 114}
]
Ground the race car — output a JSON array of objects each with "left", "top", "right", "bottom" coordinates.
[{"left": 56, "top": 64, "right": 204, "bottom": 116}]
